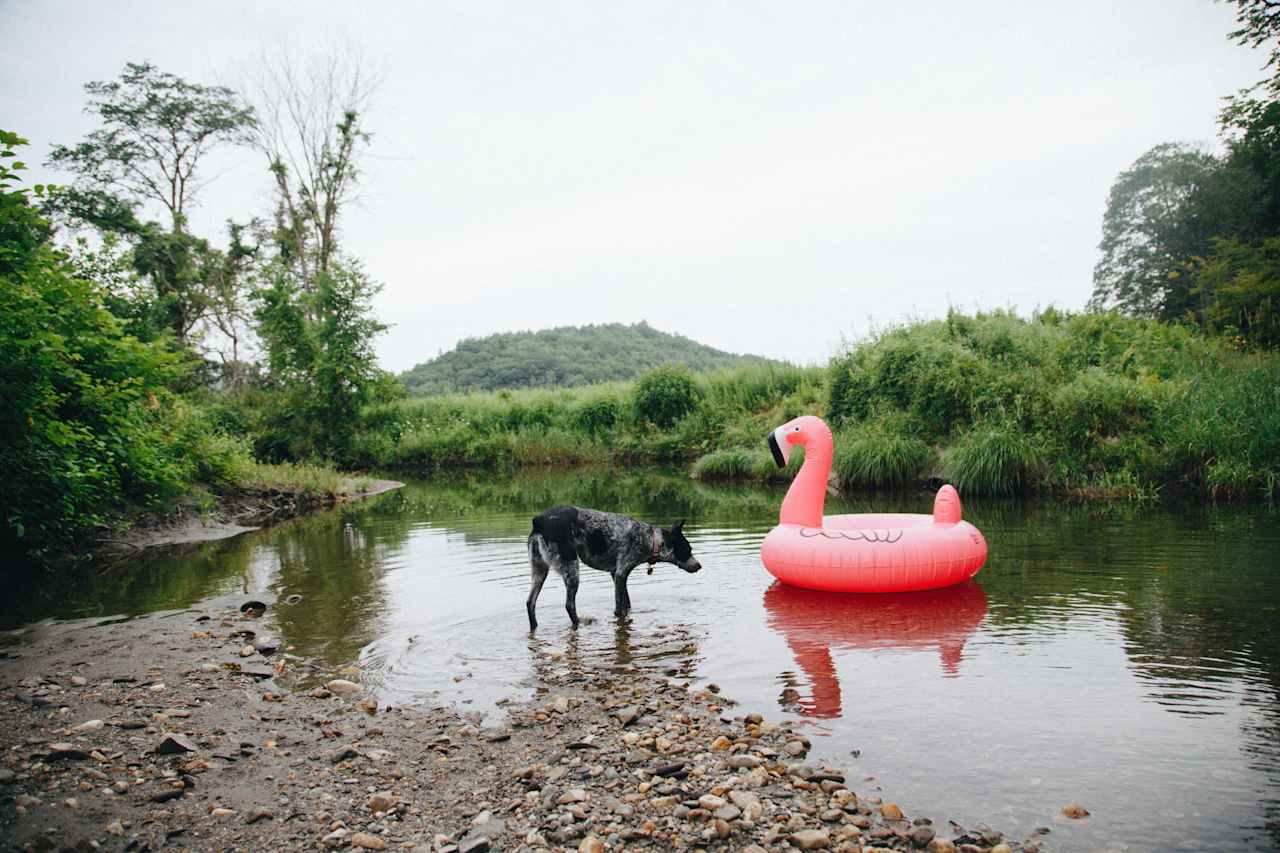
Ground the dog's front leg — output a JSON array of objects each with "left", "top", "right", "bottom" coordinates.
[
  {"left": 564, "top": 562, "right": 580, "bottom": 629},
  {"left": 612, "top": 572, "right": 629, "bottom": 618}
]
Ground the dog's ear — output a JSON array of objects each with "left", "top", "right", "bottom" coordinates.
[{"left": 672, "top": 519, "right": 685, "bottom": 535}]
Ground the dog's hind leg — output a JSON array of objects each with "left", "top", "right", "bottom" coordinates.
[
  {"left": 527, "top": 536, "right": 550, "bottom": 631},
  {"left": 563, "top": 561, "right": 580, "bottom": 629}
]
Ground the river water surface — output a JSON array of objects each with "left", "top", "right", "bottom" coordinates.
[{"left": 5, "top": 468, "right": 1279, "bottom": 851}]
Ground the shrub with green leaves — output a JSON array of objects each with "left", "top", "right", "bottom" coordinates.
[
  {"left": 832, "top": 416, "right": 935, "bottom": 489},
  {"left": 1, "top": 131, "right": 193, "bottom": 554},
  {"left": 631, "top": 364, "right": 703, "bottom": 428}
]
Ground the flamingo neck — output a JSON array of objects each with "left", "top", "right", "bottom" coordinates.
[{"left": 779, "top": 436, "right": 832, "bottom": 527}]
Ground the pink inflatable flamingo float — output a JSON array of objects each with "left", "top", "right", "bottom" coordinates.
[{"left": 762, "top": 416, "right": 987, "bottom": 593}]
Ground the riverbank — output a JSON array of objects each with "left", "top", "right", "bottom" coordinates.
[
  {"left": 75, "top": 469, "right": 402, "bottom": 564},
  {"left": 0, "top": 592, "right": 1059, "bottom": 853},
  {"left": 342, "top": 312, "right": 1279, "bottom": 501}
]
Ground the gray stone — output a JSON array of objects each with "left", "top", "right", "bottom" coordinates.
[{"left": 155, "top": 733, "right": 197, "bottom": 755}]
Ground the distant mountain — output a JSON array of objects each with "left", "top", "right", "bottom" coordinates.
[{"left": 401, "top": 322, "right": 775, "bottom": 394}]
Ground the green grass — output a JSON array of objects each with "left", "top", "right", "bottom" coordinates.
[
  {"left": 832, "top": 416, "right": 936, "bottom": 490},
  {"left": 825, "top": 309, "right": 1280, "bottom": 500},
  {"left": 228, "top": 459, "right": 371, "bottom": 498},
  {"left": 941, "top": 423, "right": 1044, "bottom": 496},
  {"left": 352, "top": 363, "right": 828, "bottom": 473},
  {"left": 339, "top": 310, "right": 1280, "bottom": 501}
]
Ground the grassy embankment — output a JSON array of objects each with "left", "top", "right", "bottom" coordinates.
[
  {"left": 349, "top": 363, "right": 823, "bottom": 475},
  {"left": 353, "top": 311, "right": 1279, "bottom": 500}
]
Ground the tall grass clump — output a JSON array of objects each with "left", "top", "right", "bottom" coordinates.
[
  {"left": 832, "top": 414, "right": 935, "bottom": 489},
  {"left": 691, "top": 446, "right": 799, "bottom": 482},
  {"left": 942, "top": 422, "right": 1044, "bottom": 495}
]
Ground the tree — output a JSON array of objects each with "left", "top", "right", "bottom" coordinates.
[
  {"left": 246, "top": 48, "right": 377, "bottom": 290},
  {"left": 252, "top": 258, "right": 389, "bottom": 460},
  {"left": 1089, "top": 144, "right": 1222, "bottom": 318},
  {"left": 47, "top": 62, "right": 254, "bottom": 235},
  {"left": 46, "top": 63, "right": 257, "bottom": 355},
  {"left": 1, "top": 131, "right": 190, "bottom": 555}
]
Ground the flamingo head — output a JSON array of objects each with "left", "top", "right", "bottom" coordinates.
[{"left": 767, "top": 415, "right": 831, "bottom": 468}]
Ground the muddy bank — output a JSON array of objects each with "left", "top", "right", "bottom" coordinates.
[
  {"left": 93, "top": 479, "right": 403, "bottom": 557},
  {"left": 0, "top": 596, "right": 1061, "bottom": 853}
]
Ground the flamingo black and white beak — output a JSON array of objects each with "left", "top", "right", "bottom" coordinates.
[{"left": 768, "top": 425, "right": 792, "bottom": 468}]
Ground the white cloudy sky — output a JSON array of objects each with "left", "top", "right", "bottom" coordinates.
[{"left": 2, "top": 1, "right": 1265, "bottom": 370}]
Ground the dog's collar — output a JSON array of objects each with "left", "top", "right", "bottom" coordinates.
[{"left": 648, "top": 527, "right": 662, "bottom": 564}]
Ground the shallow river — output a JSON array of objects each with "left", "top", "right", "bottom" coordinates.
[{"left": 6, "top": 468, "right": 1279, "bottom": 851}]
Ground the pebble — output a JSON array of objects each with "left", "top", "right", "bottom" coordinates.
[
  {"left": 790, "top": 828, "right": 832, "bottom": 849},
  {"left": 105, "top": 819, "right": 125, "bottom": 837},
  {"left": 881, "top": 802, "right": 904, "bottom": 820},
  {"left": 368, "top": 791, "right": 395, "bottom": 812},
  {"left": 156, "top": 732, "right": 198, "bottom": 754},
  {"left": 927, "top": 839, "right": 957, "bottom": 853},
  {"left": 458, "top": 836, "right": 490, "bottom": 853},
  {"left": 326, "top": 679, "right": 363, "bottom": 695},
  {"left": 70, "top": 675, "right": 87, "bottom": 686},
  {"left": 578, "top": 836, "right": 604, "bottom": 853},
  {"left": 1061, "top": 803, "right": 1090, "bottom": 818},
  {"left": 72, "top": 719, "right": 104, "bottom": 733},
  {"left": 47, "top": 742, "right": 90, "bottom": 760},
  {"left": 698, "top": 793, "right": 726, "bottom": 810},
  {"left": 322, "top": 828, "right": 349, "bottom": 847},
  {"left": 350, "top": 832, "right": 387, "bottom": 850},
  {"left": 726, "top": 753, "right": 763, "bottom": 768},
  {"left": 911, "top": 825, "right": 936, "bottom": 845}
]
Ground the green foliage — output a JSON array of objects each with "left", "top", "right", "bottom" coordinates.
[
  {"left": 1090, "top": 10, "right": 1280, "bottom": 349},
  {"left": 1089, "top": 143, "right": 1222, "bottom": 319},
  {"left": 631, "top": 364, "right": 703, "bottom": 429},
  {"left": 1, "top": 131, "right": 224, "bottom": 554},
  {"left": 1195, "top": 236, "right": 1280, "bottom": 347},
  {"left": 828, "top": 310, "right": 1279, "bottom": 499},
  {"left": 692, "top": 446, "right": 800, "bottom": 483},
  {"left": 942, "top": 423, "right": 1044, "bottom": 496},
  {"left": 46, "top": 61, "right": 254, "bottom": 234},
  {"left": 351, "top": 364, "right": 827, "bottom": 473},
  {"left": 832, "top": 415, "right": 935, "bottom": 490},
  {"left": 401, "top": 322, "right": 775, "bottom": 394},
  {"left": 252, "top": 260, "right": 391, "bottom": 462}
]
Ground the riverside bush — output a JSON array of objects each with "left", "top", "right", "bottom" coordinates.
[
  {"left": 832, "top": 415, "right": 935, "bottom": 489},
  {"left": 828, "top": 310, "right": 1278, "bottom": 498},
  {"left": 631, "top": 364, "right": 703, "bottom": 428}
]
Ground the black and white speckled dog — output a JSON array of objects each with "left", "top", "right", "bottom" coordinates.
[{"left": 526, "top": 506, "right": 702, "bottom": 630}]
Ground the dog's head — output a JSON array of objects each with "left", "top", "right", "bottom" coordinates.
[{"left": 663, "top": 519, "right": 701, "bottom": 573}]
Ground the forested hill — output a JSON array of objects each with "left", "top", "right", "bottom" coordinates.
[{"left": 401, "top": 322, "right": 774, "bottom": 394}]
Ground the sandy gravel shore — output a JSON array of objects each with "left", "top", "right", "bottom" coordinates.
[{"left": 0, "top": 591, "right": 1053, "bottom": 853}]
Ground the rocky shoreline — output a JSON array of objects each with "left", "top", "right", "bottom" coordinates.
[{"left": 0, "top": 594, "right": 1062, "bottom": 853}]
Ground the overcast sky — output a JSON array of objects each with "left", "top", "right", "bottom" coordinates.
[{"left": 2, "top": 1, "right": 1265, "bottom": 370}]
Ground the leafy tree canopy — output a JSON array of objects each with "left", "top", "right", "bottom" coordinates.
[{"left": 47, "top": 61, "right": 254, "bottom": 234}]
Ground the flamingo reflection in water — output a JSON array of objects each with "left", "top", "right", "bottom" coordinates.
[{"left": 762, "top": 580, "right": 989, "bottom": 718}]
